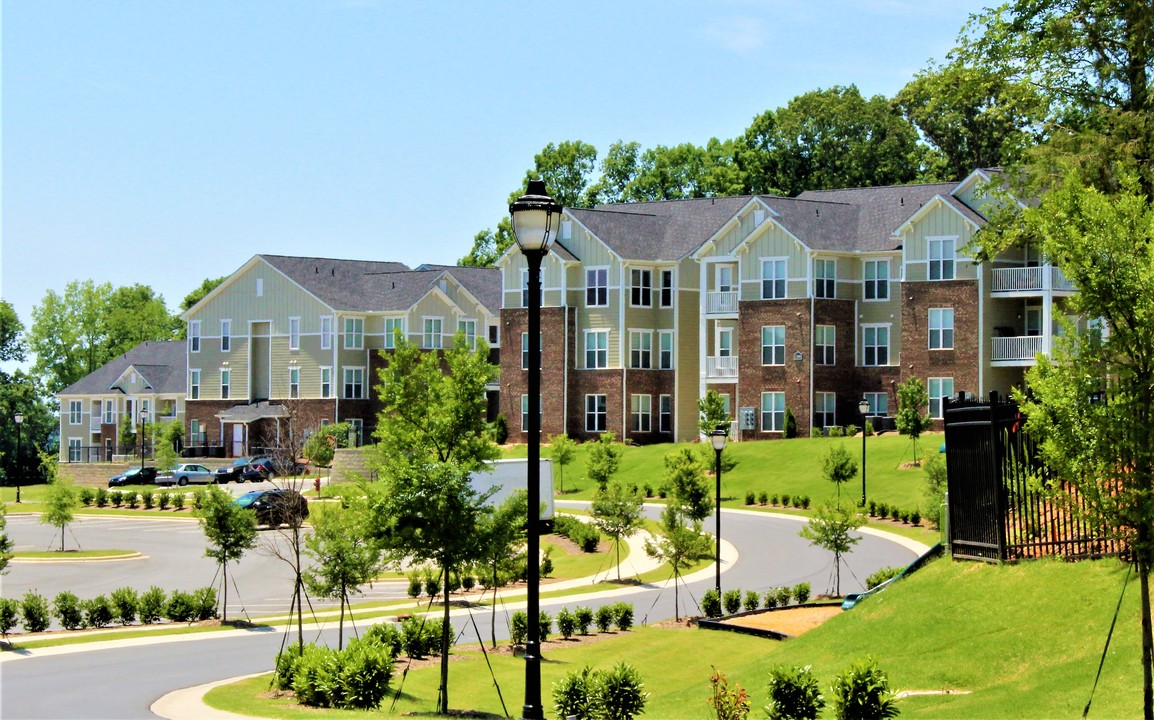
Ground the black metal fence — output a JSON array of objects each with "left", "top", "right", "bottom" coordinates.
[{"left": 943, "top": 392, "right": 1126, "bottom": 562}]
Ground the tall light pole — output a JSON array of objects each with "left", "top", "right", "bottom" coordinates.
[
  {"left": 711, "top": 423, "right": 728, "bottom": 601},
  {"left": 139, "top": 408, "right": 148, "bottom": 471},
  {"left": 509, "top": 179, "right": 561, "bottom": 720},
  {"left": 859, "top": 398, "right": 870, "bottom": 508},
  {"left": 14, "top": 412, "right": 23, "bottom": 504}
]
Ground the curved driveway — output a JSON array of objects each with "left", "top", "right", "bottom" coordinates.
[{"left": 0, "top": 502, "right": 925, "bottom": 719}]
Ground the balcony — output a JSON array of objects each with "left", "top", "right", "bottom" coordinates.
[
  {"left": 991, "top": 265, "right": 1076, "bottom": 295},
  {"left": 706, "top": 355, "right": 739, "bottom": 378},
  {"left": 706, "top": 291, "right": 739, "bottom": 315},
  {"left": 89, "top": 419, "right": 102, "bottom": 433},
  {"left": 991, "top": 335, "right": 1044, "bottom": 363}
]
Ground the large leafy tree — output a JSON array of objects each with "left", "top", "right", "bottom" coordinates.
[
  {"left": 0, "top": 302, "right": 51, "bottom": 486},
  {"left": 104, "top": 284, "right": 179, "bottom": 356},
  {"left": 366, "top": 332, "right": 499, "bottom": 714},
  {"left": 662, "top": 447, "right": 713, "bottom": 522}
]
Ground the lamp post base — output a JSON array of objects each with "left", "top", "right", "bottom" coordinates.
[{"left": 521, "top": 640, "right": 543, "bottom": 720}]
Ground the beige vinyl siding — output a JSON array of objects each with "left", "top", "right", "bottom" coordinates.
[
  {"left": 675, "top": 257, "right": 701, "bottom": 441},
  {"left": 189, "top": 261, "right": 331, "bottom": 328},
  {"left": 501, "top": 252, "right": 567, "bottom": 308},
  {"left": 736, "top": 223, "right": 810, "bottom": 301},
  {"left": 902, "top": 206, "right": 979, "bottom": 282}
]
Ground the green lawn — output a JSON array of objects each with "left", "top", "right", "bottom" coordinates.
[{"left": 206, "top": 555, "right": 1149, "bottom": 719}]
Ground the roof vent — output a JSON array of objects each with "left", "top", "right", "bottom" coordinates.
[
  {"left": 331, "top": 268, "right": 335, "bottom": 276},
  {"left": 315, "top": 266, "right": 319, "bottom": 273},
  {"left": 391, "top": 281, "right": 395, "bottom": 289},
  {"left": 900, "top": 197, "right": 904, "bottom": 206},
  {"left": 816, "top": 208, "right": 820, "bottom": 217}
]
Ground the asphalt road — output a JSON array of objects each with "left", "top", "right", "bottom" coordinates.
[{"left": 0, "top": 501, "right": 923, "bottom": 719}]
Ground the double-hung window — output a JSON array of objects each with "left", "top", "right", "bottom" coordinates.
[
  {"left": 658, "top": 330, "right": 674, "bottom": 369},
  {"left": 760, "top": 392, "right": 785, "bottom": 432},
  {"left": 928, "top": 377, "right": 954, "bottom": 418},
  {"left": 585, "top": 394, "right": 607, "bottom": 432},
  {"left": 521, "top": 332, "right": 541, "bottom": 370},
  {"left": 289, "top": 367, "right": 300, "bottom": 398},
  {"left": 629, "top": 331, "right": 652, "bottom": 369},
  {"left": 863, "top": 259, "right": 889, "bottom": 300},
  {"left": 659, "top": 395, "right": 672, "bottom": 433},
  {"left": 68, "top": 401, "right": 82, "bottom": 425},
  {"left": 585, "top": 330, "right": 608, "bottom": 369},
  {"left": 344, "top": 318, "right": 364, "bottom": 350},
  {"left": 659, "top": 269, "right": 674, "bottom": 307},
  {"left": 929, "top": 308, "right": 954, "bottom": 349},
  {"left": 384, "top": 317, "right": 404, "bottom": 349},
  {"left": 343, "top": 367, "right": 364, "bottom": 399},
  {"left": 189, "top": 370, "right": 201, "bottom": 400},
  {"left": 288, "top": 317, "right": 300, "bottom": 351},
  {"left": 320, "top": 316, "right": 333, "bottom": 350},
  {"left": 220, "top": 369, "right": 231, "bottom": 400},
  {"left": 458, "top": 319, "right": 477, "bottom": 349},
  {"left": 928, "top": 237, "right": 956, "bottom": 280},
  {"left": 220, "top": 320, "right": 231, "bottom": 352},
  {"left": 520, "top": 394, "right": 541, "bottom": 432},
  {"left": 630, "top": 269, "right": 652, "bottom": 307},
  {"left": 761, "top": 325, "right": 785, "bottom": 365},
  {"left": 761, "top": 259, "right": 787, "bottom": 299},
  {"left": 423, "top": 317, "right": 443, "bottom": 349},
  {"left": 862, "top": 325, "right": 890, "bottom": 366},
  {"left": 814, "top": 259, "right": 836, "bottom": 299},
  {"left": 320, "top": 367, "right": 332, "bottom": 398},
  {"left": 586, "top": 268, "right": 608, "bottom": 307},
  {"left": 631, "top": 394, "right": 651, "bottom": 433},
  {"left": 864, "top": 392, "right": 888, "bottom": 416},
  {"left": 815, "top": 325, "right": 836, "bottom": 365},
  {"left": 815, "top": 392, "right": 836, "bottom": 428},
  {"left": 189, "top": 321, "right": 201, "bottom": 352}
]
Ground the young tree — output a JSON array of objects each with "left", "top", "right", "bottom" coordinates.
[
  {"left": 799, "top": 499, "right": 865, "bottom": 597},
  {"left": 821, "top": 444, "right": 859, "bottom": 501},
  {"left": 197, "top": 484, "right": 257, "bottom": 623},
  {"left": 662, "top": 448, "right": 713, "bottom": 522},
  {"left": 151, "top": 420, "right": 182, "bottom": 471},
  {"left": 303, "top": 497, "right": 383, "bottom": 649},
  {"left": 0, "top": 505, "right": 14, "bottom": 574},
  {"left": 586, "top": 432, "right": 623, "bottom": 491},
  {"left": 547, "top": 433, "right": 577, "bottom": 494},
  {"left": 591, "top": 480, "right": 644, "bottom": 580},
  {"left": 39, "top": 455, "right": 76, "bottom": 552},
  {"left": 644, "top": 506, "right": 714, "bottom": 620},
  {"left": 475, "top": 491, "right": 528, "bottom": 648},
  {"left": 895, "top": 377, "right": 933, "bottom": 465},
  {"left": 697, "top": 389, "right": 729, "bottom": 438}
]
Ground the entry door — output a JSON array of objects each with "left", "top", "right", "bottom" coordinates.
[
  {"left": 1025, "top": 306, "right": 1042, "bottom": 336},
  {"left": 715, "top": 265, "right": 734, "bottom": 293},
  {"left": 232, "top": 425, "right": 245, "bottom": 457},
  {"left": 716, "top": 327, "right": 733, "bottom": 356}
]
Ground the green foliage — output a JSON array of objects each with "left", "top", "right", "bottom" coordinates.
[
  {"left": 663, "top": 447, "right": 713, "bottom": 522},
  {"left": 821, "top": 444, "right": 859, "bottom": 497},
  {"left": 141, "top": 489, "right": 154, "bottom": 509},
  {"left": 303, "top": 497, "right": 382, "bottom": 647},
  {"left": 702, "top": 589, "right": 722, "bottom": 618},
  {"left": 575, "top": 606, "right": 594, "bottom": 635},
  {"left": 698, "top": 389, "right": 730, "bottom": 437},
  {"left": 800, "top": 499, "right": 866, "bottom": 596},
  {"left": 84, "top": 595, "right": 113, "bottom": 628},
  {"left": 766, "top": 664, "right": 825, "bottom": 720},
  {"left": 54, "top": 591, "right": 85, "bottom": 630},
  {"left": 866, "top": 567, "right": 903, "bottom": 591},
  {"left": 595, "top": 605, "right": 615, "bottom": 633},
  {"left": 0, "top": 507, "right": 11, "bottom": 575},
  {"left": 21, "top": 590, "right": 50, "bottom": 633},
  {"left": 645, "top": 505, "right": 715, "bottom": 620},
  {"left": 288, "top": 637, "right": 394, "bottom": 710},
  {"left": 138, "top": 586, "right": 166, "bottom": 624},
  {"left": 829, "top": 657, "right": 898, "bottom": 720},
  {"left": 614, "top": 602, "right": 634, "bottom": 632},
  {"left": 171, "top": 492, "right": 185, "bottom": 511},
  {"left": 540, "top": 547, "right": 554, "bottom": 578},
  {"left": 549, "top": 433, "right": 577, "bottom": 493},
  {"left": 596, "top": 661, "right": 649, "bottom": 720},
  {"left": 110, "top": 587, "right": 138, "bottom": 625},
  {"left": 758, "top": 491, "right": 768, "bottom": 505},
  {"left": 709, "top": 667, "right": 751, "bottom": 720},
  {"left": 94, "top": 487, "right": 108, "bottom": 508},
  {"left": 125, "top": 491, "right": 139, "bottom": 509},
  {"left": 556, "top": 607, "right": 576, "bottom": 639},
  {"left": 274, "top": 642, "right": 305, "bottom": 691},
  {"left": 592, "top": 480, "right": 644, "bottom": 580},
  {"left": 745, "top": 491, "right": 756, "bottom": 505},
  {"left": 493, "top": 414, "right": 509, "bottom": 444},
  {"left": 192, "top": 586, "right": 218, "bottom": 621},
  {"left": 895, "top": 378, "right": 933, "bottom": 465},
  {"left": 723, "top": 589, "right": 742, "bottom": 616},
  {"left": 196, "top": 484, "right": 257, "bottom": 623},
  {"left": 539, "top": 610, "right": 553, "bottom": 642},
  {"left": 510, "top": 611, "right": 528, "bottom": 645},
  {"left": 78, "top": 487, "right": 95, "bottom": 505},
  {"left": 302, "top": 432, "right": 336, "bottom": 468},
  {"left": 554, "top": 514, "right": 601, "bottom": 553},
  {"left": 743, "top": 590, "right": 760, "bottom": 612},
  {"left": 0, "top": 597, "right": 19, "bottom": 638},
  {"left": 363, "top": 622, "right": 404, "bottom": 659},
  {"left": 553, "top": 665, "right": 598, "bottom": 720},
  {"left": 406, "top": 573, "right": 422, "bottom": 598},
  {"left": 784, "top": 408, "right": 798, "bottom": 438},
  {"left": 40, "top": 472, "right": 78, "bottom": 551},
  {"left": 164, "top": 590, "right": 196, "bottom": 622},
  {"left": 587, "top": 432, "right": 624, "bottom": 491},
  {"left": 109, "top": 490, "right": 123, "bottom": 507},
  {"left": 793, "top": 582, "right": 812, "bottom": 605}
]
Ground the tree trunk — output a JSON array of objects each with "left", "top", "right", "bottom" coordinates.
[
  {"left": 834, "top": 550, "right": 841, "bottom": 596},
  {"left": 294, "top": 526, "right": 303, "bottom": 652},
  {"left": 1139, "top": 524, "right": 1153, "bottom": 720},
  {"left": 222, "top": 561, "right": 229, "bottom": 623},
  {"left": 60, "top": 524, "right": 65, "bottom": 553},
  {"left": 338, "top": 591, "right": 347, "bottom": 650},
  {"left": 616, "top": 538, "right": 622, "bottom": 581},
  {"left": 673, "top": 568, "right": 680, "bottom": 621},
  {"left": 440, "top": 562, "right": 451, "bottom": 715},
  {"left": 491, "top": 559, "right": 499, "bottom": 649}
]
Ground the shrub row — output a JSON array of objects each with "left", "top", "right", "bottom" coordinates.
[
  {"left": 867, "top": 500, "right": 922, "bottom": 526},
  {"left": 78, "top": 487, "right": 191, "bottom": 512},
  {"left": 553, "top": 662, "right": 647, "bottom": 720},
  {"left": 701, "top": 583, "right": 812, "bottom": 618},
  {"left": 765, "top": 657, "right": 897, "bottom": 720},
  {"left": 0, "top": 586, "right": 217, "bottom": 637},
  {"left": 808, "top": 424, "right": 860, "bottom": 438},
  {"left": 274, "top": 638, "right": 395, "bottom": 710},
  {"left": 865, "top": 566, "right": 904, "bottom": 590},
  {"left": 553, "top": 515, "right": 601, "bottom": 553},
  {"left": 744, "top": 491, "right": 812, "bottom": 509},
  {"left": 510, "top": 602, "right": 633, "bottom": 644}
]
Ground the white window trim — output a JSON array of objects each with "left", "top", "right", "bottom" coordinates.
[
  {"left": 928, "top": 377, "right": 955, "bottom": 419},
  {"left": 861, "top": 323, "right": 892, "bottom": 367},
  {"left": 863, "top": 259, "right": 890, "bottom": 302},
  {"left": 629, "top": 329, "right": 653, "bottom": 370},
  {"left": 383, "top": 316, "right": 405, "bottom": 349},
  {"left": 629, "top": 268, "right": 653, "bottom": 308},
  {"left": 423, "top": 316, "right": 444, "bottom": 350},
  {"left": 320, "top": 315, "right": 333, "bottom": 350},
  {"left": 659, "top": 268, "right": 675, "bottom": 308},
  {"left": 320, "top": 366, "right": 332, "bottom": 398},
  {"left": 220, "top": 368, "right": 231, "bottom": 400},
  {"left": 761, "top": 325, "right": 786, "bottom": 366},
  {"left": 864, "top": 392, "right": 888, "bottom": 416},
  {"left": 760, "top": 391, "right": 785, "bottom": 433},
  {"left": 815, "top": 324, "right": 836, "bottom": 366},
  {"left": 343, "top": 366, "right": 366, "bottom": 400},
  {"left": 288, "top": 317, "right": 301, "bottom": 351},
  {"left": 458, "top": 319, "right": 477, "bottom": 349},
  {"left": 585, "top": 266, "right": 609, "bottom": 308},
  {"left": 816, "top": 391, "right": 837, "bottom": 428},
  {"left": 658, "top": 329, "right": 675, "bottom": 370},
  {"left": 68, "top": 400, "right": 82, "bottom": 425},
  {"left": 584, "top": 329, "right": 609, "bottom": 369},
  {"left": 288, "top": 366, "right": 301, "bottom": 398},
  {"left": 585, "top": 393, "right": 608, "bottom": 432},
  {"left": 220, "top": 319, "right": 231, "bottom": 353},
  {"left": 760, "top": 256, "right": 789, "bottom": 300},
  {"left": 344, "top": 317, "right": 365, "bottom": 350},
  {"left": 658, "top": 394, "right": 672, "bottom": 433},
  {"left": 631, "top": 394, "right": 652, "bottom": 433},
  {"left": 927, "top": 235, "right": 959, "bottom": 281},
  {"left": 814, "top": 258, "right": 836, "bottom": 299},
  {"left": 929, "top": 307, "right": 955, "bottom": 350},
  {"left": 189, "top": 320, "right": 201, "bottom": 353}
]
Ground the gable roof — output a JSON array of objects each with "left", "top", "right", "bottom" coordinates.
[
  {"left": 569, "top": 195, "right": 751, "bottom": 261},
  {"left": 415, "top": 265, "right": 502, "bottom": 314},
  {"left": 259, "top": 255, "right": 411, "bottom": 312},
  {"left": 58, "top": 341, "right": 187, "bottom": 397}
]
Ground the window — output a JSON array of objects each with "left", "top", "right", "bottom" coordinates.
[
  {"left": 458, "top": 319, "right": 477, "bottom": 349},
  {"left": 586, "top": 268, "right": 608, "bottom": 307},
  {"left": 321, "top": 316, "right": 333, "bottom": 350},
  {"left": 289, "top": 367, "right": 300, "bottom": 399},
  {"left": 189, "top": 321, "right": 201, "bottom": 353},
  {"left": 631, "top": 394, "right": 651, "bottom": 433},
  {"left": 585, "top": 330, "right": 608, "bottom": 369},
  {"left": 864, "top": 392, "right": 888, "bottom": 416},
  {"left": 384, "top": 317, "right": 404, "bottom": 349},
  {"left": 659, "top": 395, "right": 672, "bottom": 433},
  {"left": 220, "top": 369, "right": 230, "bottom": 400},
  {"left": 862, "top": 325, "right": 890, "bottom": 366},
  {"left": 344, "top": 367, "right": 364, "bottom": 399},
  {"left": 68, "top": 438, "right": 82, "bottom": 462},
  {"left": 519, "top": 268, "right": 538, "bottom": 308},
  {"left": 288, "top": 317, "right": 300, "bottom": 351},
  {"left": 349, "top": 418, "right": 363, "bottom": 446},
  {"left": 344, "top": 318, "right": 364, "bottom": 350},
  {"left": 716, "top": 327, "right": 734, "bottom": 357},
  {"left": 815, "top": 392, "right": 836, "bottom": 428},
  {"left": 256, "top": 278, "right": 264, "bottom": 297},
  {"left": 423, "top": 317, "right": 443, "bottom": 349},
  {"left": 929, "top": 237, "right": 956, "bottom": 280},
  {"left": 658, "top": 330, "right": 674, "bottom": 369},
  {"left": 488, "top": 324, "right": 500, "bottom": 346},
  {"left": 104, "top": 400, "right": 115, "bottom": 424},
  {"left": 760, "top": 392, "right": 785, "bottom": 432},
  {"left": 761, "top": 258, "right": 787, "bottom": 299},
  {"left": 929, "top": 308, "right": 955, "bottom": 350},
  {"left": 521, "top": 332, "right": 541, "bottom": 370},
  {"left": 220, "top": 320, "right": 231, "bottom": 352},
  {"left": 630, "top": 331, "right": 652, "bottom": 369},
  {"left": 189, "top": 419, "right": 201, "bottom": 444},
  {"left": 630, "top": 268, "right": 652, "bottom": 307},
  {"left": 520, "top": 394, "right": 542, "bottom": 432},
  {"left": 761, "top": 325, "right": 785, "bottom": 365},
  {"left": 585, "top": 394, "right": 607, "bottom": 432},
  {"left": 864, "top": 260, "right": 889, "bottom": 301},
  {"left": 320, "top": 367, "right": 332, "bottom": 398},
  {"left": 815, "top": 325, "right": 836, "bottom": 365},
  {"left": 815, "top": 259, "right": 836, "bottom": 299},
  {"left": 660, "top": 269, "right": 674, "bottom": 307},
  {"left": 561, "top": 219, "right": 572, "bottom": 239},
  {"left": 929, "top": 377, "right": 954, "bottom": 419},
  {"left": 68, "top": 400, "right": 82, "bottom": 425}
]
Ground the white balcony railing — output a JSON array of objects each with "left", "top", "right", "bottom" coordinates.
[
  {"left": 706, "top": 355, "right": 739, "bottom": 377},
  {"left": 991, "top": 265, "right": 1076, "bottom": 293},
  {"left": 706, "top": 291, "right": 739, "bottom": 314},
  {"left": 991, "top": 335, "right": 1044, "bottom": 361},
  {"left": 89, "top": 419, "right": 102, "bottom": 433}
]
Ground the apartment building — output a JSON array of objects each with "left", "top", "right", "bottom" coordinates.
[{"left": 498, "top": 169, "right": 1074, "bottom": 443}]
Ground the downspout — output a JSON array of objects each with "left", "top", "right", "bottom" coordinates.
[
  {"left": 977, "top": 261, "right": 985, "bottom": 395},
  {"left": 620, "top": 262, "right": 628, "bottom": 441},
  {"left": 698, "top": 258, "right": 709, "bottom": 439},
  {"left": 810, "top": 295, "right": 816, "bottom": 433}
]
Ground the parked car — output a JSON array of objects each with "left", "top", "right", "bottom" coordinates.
[
  {"left": 234, "top": 489, "right": 309, "bottom": 527},
  {"left": 240, "top": 457, "right": 306, "bottom": 482},
  {"left": 108, "top": 466, "right": 158, "bottom": 487},
  {"left": 212, "top": 457, "right": 257, "bottom": 484},
  {"left": 155, "top": 463, "right": 215, "bottom": 487}
]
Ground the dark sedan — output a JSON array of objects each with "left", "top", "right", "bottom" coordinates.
[
  {"left": 108, "top": 466, "right": 158, "bottom": 487},
  {"left": 234, "top": 489, "right": 309, "bottom": 527},
  {"left": 213, "top": 457, "right": 257, "bottom": 484},
  {"left": 239, "top": 457, "right": 306, "bottom": 482}
]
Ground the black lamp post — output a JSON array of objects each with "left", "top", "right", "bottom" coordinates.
[
  {"left": 858, "top": 398, "right": 870, "bottom": 508},
  {"left": 509, "top": 179, "right": 561, "bottom": 720},
  {"left": 139, "top": 408, "right": 148, "bottom": 471},
  {"left": 14, "top": 412, "right": 23, "bottom": 504},
  {"left": 711, "top": 423, "right": 728, "bottom": 601}
]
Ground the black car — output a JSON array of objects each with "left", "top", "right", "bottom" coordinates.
[
  {"left": 240, "top": 457, "right": 306, "bottom": 482},
  {"left": 234, "top": 489, "right": 309, "bottom": 527},
  {"left": 108, "top": 466, "right": 158, "bottom": 487},
  {"left": 213, "top": 456, "right": 256, "bottom": 484}
]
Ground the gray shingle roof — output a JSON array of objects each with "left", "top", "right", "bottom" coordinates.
[
  {"left": 415, "top": 265, "right": 502, "bottom": 314},
  {"left": 570, "top": 196, "right": 751, "bottom": 261},
  {"left": 260, "top": 255, "right": 411, "bottom": 311},
  {"left": 58, "top": 341, "right": 186, "bottom": 397}
]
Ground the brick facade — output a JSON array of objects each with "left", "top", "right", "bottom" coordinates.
[
  {"left": 500, "top": 306, "right": 570, "bottom": 441},
  {"left": 900, "top": 280, "right": 980, "bottom": 428}
]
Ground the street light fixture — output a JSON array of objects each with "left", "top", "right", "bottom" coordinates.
[
  {"left": 858, "top": 398, "right": 871, "bottom": 508},
  {"left": 509, "top": 178, "right": 561, "bottom": 720},
  {"left": 13, "top": 412, "right": 23, "bottom": 504},
  {"left": 139, "top": 408, "right": 148, "bottom": 472},
  {"left": 711, "top": 423, "right": 729, "bottom": 602}
]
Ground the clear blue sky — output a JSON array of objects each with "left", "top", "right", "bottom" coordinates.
[{"left": 2, "top": 0, "right": 990, "bottom": 343}]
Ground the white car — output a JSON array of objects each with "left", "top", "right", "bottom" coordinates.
[{"left": 156, "top": 463, "right": 215, "bottom": 487}]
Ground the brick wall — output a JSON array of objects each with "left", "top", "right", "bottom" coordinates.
[
  {"left": 501, "top": 306, "right": 570, "bottom": 441},
  {"left": 737, "top": 299, "right": 813, "bottom": 438},
  {"left": 900, "top": 280, "right": 980, "bottom": 428},
  {"left": 623, "top": 369, "right": 675, "bottom": 443}
]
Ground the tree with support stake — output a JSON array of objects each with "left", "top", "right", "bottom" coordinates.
[
  {"left": 644, "top": 505, "right": 714, "bottom": 621},
  {"left": 591, "top": 480, "right": 644, "bottom": 581},
  {"left": 197, "top": 484, "right": 257, "bottom": 624}
]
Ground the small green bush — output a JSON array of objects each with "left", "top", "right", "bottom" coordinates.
[
  {"left": 846, "top": 424, "right": 858, "bottom": 436},
  {"left": 334, "top": 636, "right": 395, "bottom": 710},
  {"left": 192, "top": 489, "right": 206, "bottom": 510},
  {"left": 291, "top": 643, "right": 333, "bottom": 707},
  {"left": 139, "top": 586, "right": 166, "bottom": 624},
  {"left": 125, "top": 491, "right": 139, "bottom": 509},
  {"left": 557, "top": 607, "right": 576, "bottom": 639},
  {"left": 774, "top": 587, "right": 793, "bottom": 607},
  {"left": 363, "top": 622, "right": 404, "bottom": 658},
  {"left": 110, "top": 587, "right": 138, "bottom": 625},
  {"left": 828, "top": 426, "right": 844, "bottom": 438},
  {"left": 54, "top": 591, "right": 85, "bottom": 630},
  {"left": 164, "top": 590, "right": 196, "bottom": 622},
  {"left": 157, "top": 491, "right": 170, "bottom": 510},
  {"left": 274, "top": 642, "right": 305, "bottom": 690},
  {"left": 702, "top": 589, "right": 722, "bottom": 618},
  {"left": 709, "top": 667, "right": 752, "bottom": 720},
  {"left": 910, "top": 510, "right": 921, "bottom": 526},
  {"left": 493, "top": 413, "right": 509, "bottom": 444},
  {"left": 540, "top": 549, "right": 554, "bottom": 578},
  {"left": 406, "top": 572, "right": 422, "bottom": 598},
  {"left": 743, "top": 590, "right": 760, "bottom": 612},
  {"left": 784, "top": 408, "right": 798, "bottom": 438},
  {"left": 763, "top": 589, "right": 780, "bottom": 609},
  {"left": 745, "top": 491, "right": 756, "bottom": 505},
  {"left": 597, "top": 662, "right": 648, "bottom": 720},
  {"left": 461, "top": 573, "right": 475, "bottom": 591},
  {"left": 867, "top": 500, "right": 877, "bottom": 517},
  {"left": 553, "top": 665, "right": 597, "bottom": 720},
  {"left": 793, "top": 582, "right": 812, "bottom": 605},
  {"left": 780, "top": 494, "right": 791, "bottom": 508},
  {"left": 889, "top": 506, "right": 900, "bottom": 522},
  {"left": 172, "top": 492, "right": 185, "bottom": 510},
  {"left": 595, "top": 605, "right": 615, "bottom": 632},
  {"left": 575, "top": 606, "right": 594, "bottom": 635},
  {"left": 723, "top": 589, "right": 742, "bottom": 615},
  {"left": 770, "top": 494, "right": 779, "bottom": 506},
  {"left": 643, "top": 483, "right": 654, "bottom": 498},
  {"left": 829, "top": 657, "right": 898, "bottom": 720},
  {"left": 0, "top": 597, "right": 19, "bottom": 638},
  {"left": 866, "top": 566, "right": 903, "bottom": 590},
  {"left": 79, "top": 487, "right": 95, "bottom": 505},
  {"left": 21, "top": 591, "right": 50, "bottom": 633},
  {"left": 758, "top": 491, "right": 769, "bottom": 505},
  {"left": 614, "top": 602, "right": 633, "bottom": 632},
  {"left": 84, "top": 595, "right": 114, "bottom": 628},
  {"left": 510, "top": 610, "right": 528, "bottom": 645},
  {"left": 539, "top": 610, "right": 552, "bottom": 642},
  {"left": 193, "top": 586, "right": 218, "bottom": 620},
  {"left": 109, "top": 490, "right": 124, "bottom": 508},
  {"left": 801, "top": 495, "right": 811, "bottom": 509},
  {"left": 766, "top": 664, "right": 825, "bottom": 720},
  {"left": 792, "top": 495, "right": 803, "bottom": 509},
  {"left": 876, "top": 502, "right": 889, "bottom": 519},
  {"left": 424, "top": 574, "right": 440, "bottom": 598},
  {"left": 95, "top": 487, "right": 109, "bottom": 508}
]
